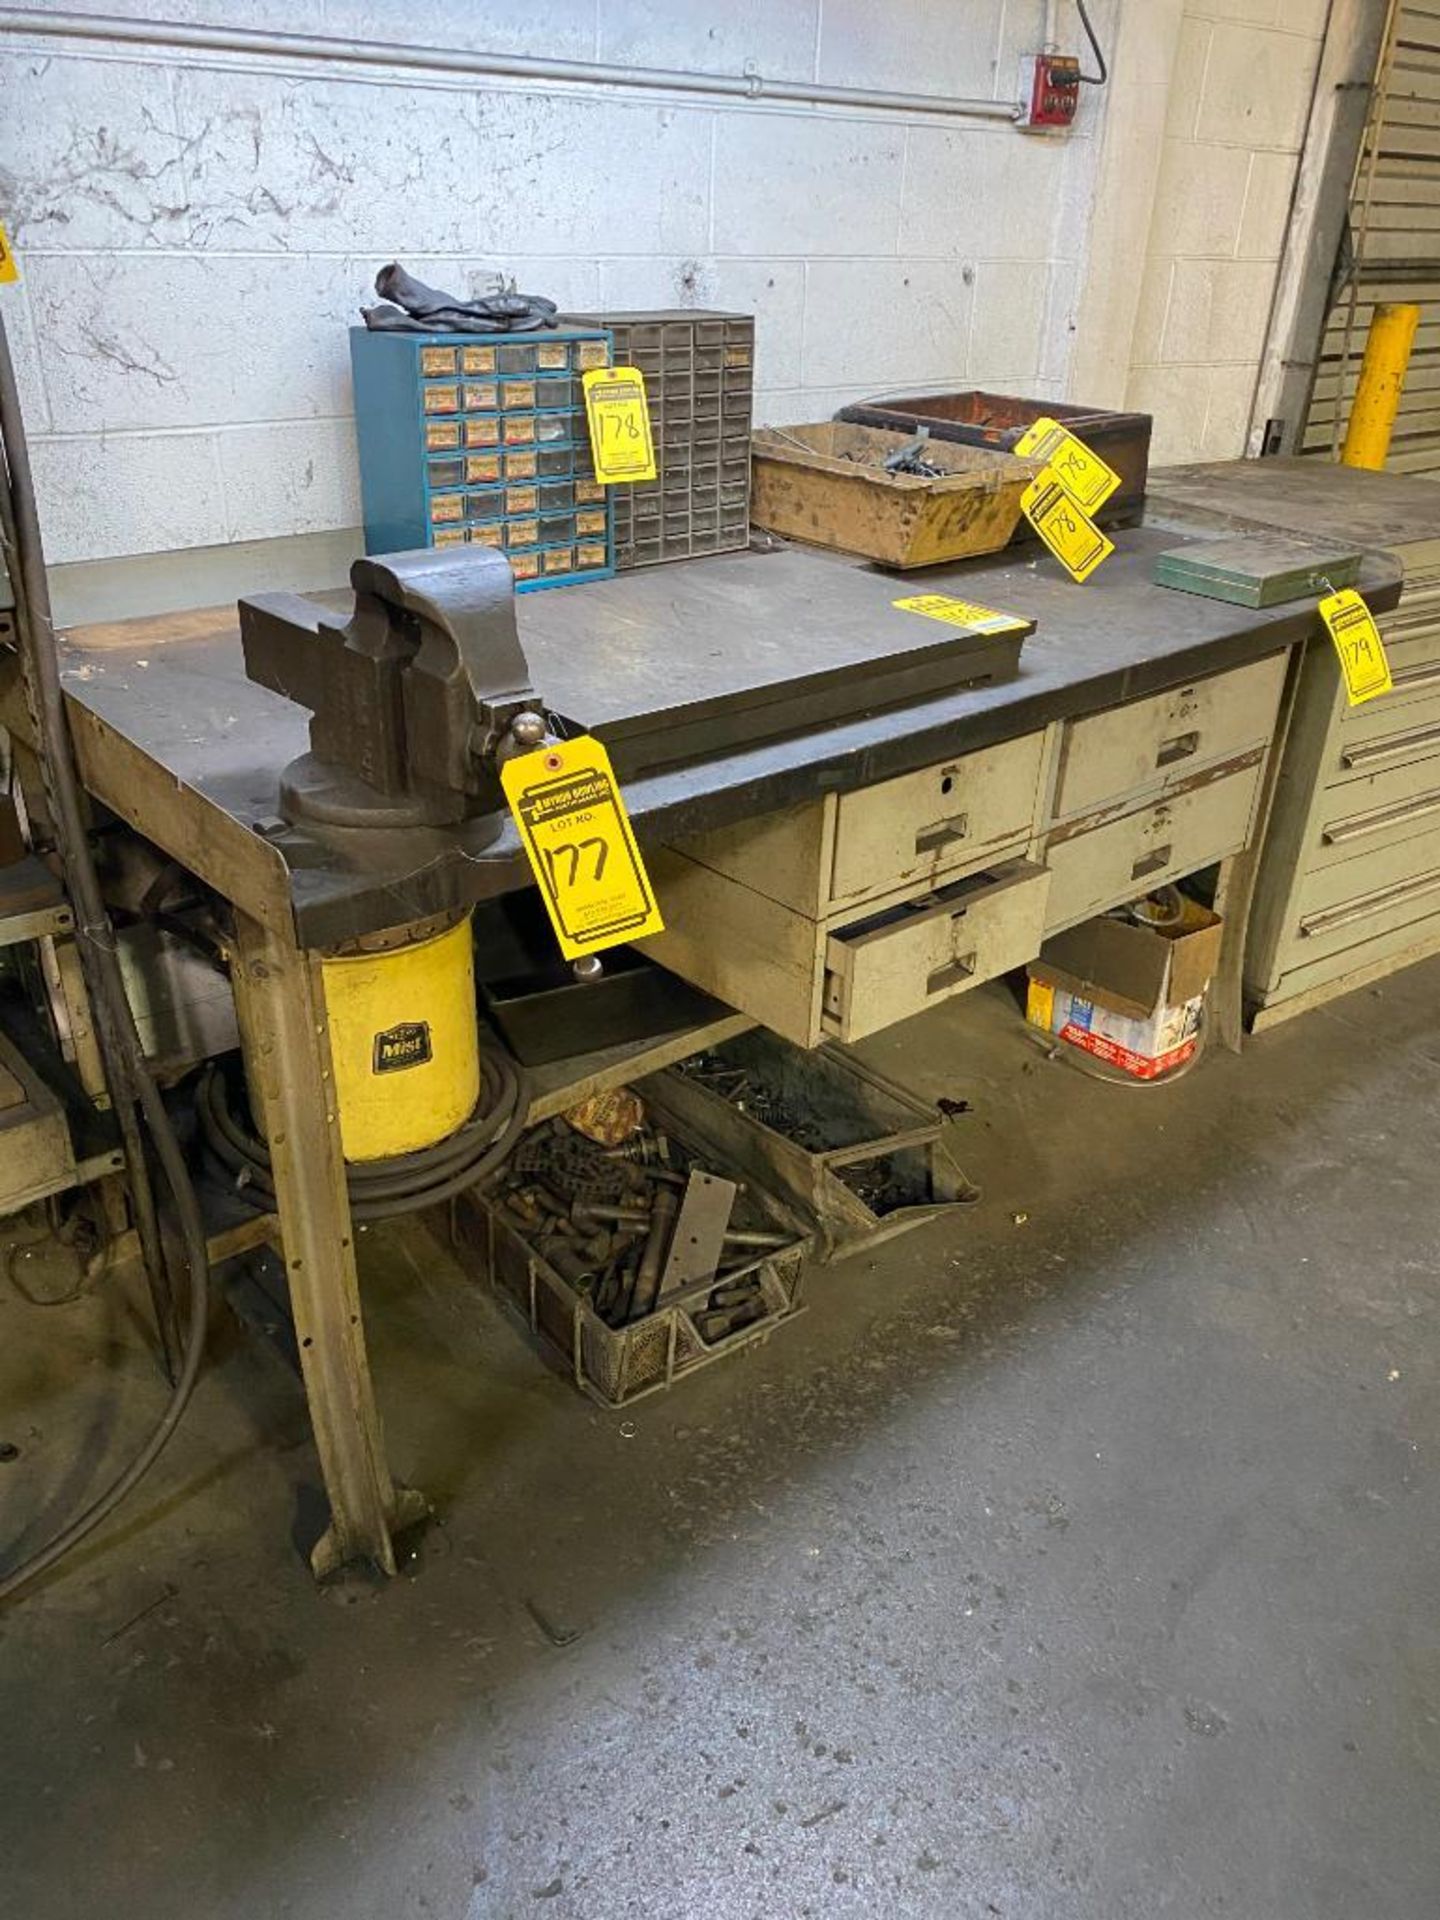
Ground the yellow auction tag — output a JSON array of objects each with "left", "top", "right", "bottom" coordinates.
[
  {"left": 0, "top": 224, "right": 17, "bottom": 285},
  {"left": 501, "top": 734, "right": 664, "bottom": 960},
  {"left": 1022, "top": 467, "right": 1113, "bottom": 582},
  {"left": 892, "top": 593, "right": 1029, "bottom": 635},
  {"left": 1319, "top": 587, "right": 1392, "bottom": 705},
  {"left": 1013, "top": 415, "right": 1119, "bottom": 516},
  {"left": 582, "top": 366, "right": 657, "bottom": 484}
]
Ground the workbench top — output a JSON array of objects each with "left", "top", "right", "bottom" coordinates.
[
  {"left": 33, "top": 519, "right": 1403, "bottom": 944},
  {"left": 1150, "top": 458, "right": 1440, "bottom": 552}
]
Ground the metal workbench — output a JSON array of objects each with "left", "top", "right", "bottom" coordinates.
[{"left": 0, "top": 526, "right": 1402, "bottom": 1578}]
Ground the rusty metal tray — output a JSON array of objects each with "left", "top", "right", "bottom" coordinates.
[{"left": 750, "top": 422, "right": 1037, "bottom": 568}]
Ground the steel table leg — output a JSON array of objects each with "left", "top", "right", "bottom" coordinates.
[{"left": 231, "top": 909, "right": 425, "bottom": 1579}]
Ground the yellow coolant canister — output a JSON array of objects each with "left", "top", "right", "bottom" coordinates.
[{"left": 319, "top": 913, "right": 479, "bottom": 1162}]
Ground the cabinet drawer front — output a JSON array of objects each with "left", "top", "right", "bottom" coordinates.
[
  {"left": 1287, "top": 858, "right": 1440, "bottom": 966},
  {"left": 1332, "top": 681, "right": 1440, "bottom": 778},
  {"left": 822, "top": 860, "right": 1050, "bottom": 1042},
  {"left": 829, "top": 732, "right": 1046, "bottom": 906},
  {"left": 1053, "top": 652, "right": 1285, "bottom": 820},
  {"left": 1312, "top": 754, "right": 1440, "bottom": 867},
  {"left": 1297, "top": 819, "right": 1440, "bottom": 925},
  {"left": 1043, "top": 764, "right": 1263, "bottom": 933}
]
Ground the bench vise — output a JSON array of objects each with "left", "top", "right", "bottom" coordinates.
[{"left": 239, "top": 547, "right": 550, "bottom": 844}]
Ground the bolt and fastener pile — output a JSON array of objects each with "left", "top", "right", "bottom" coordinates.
[{"left": 485, "top": 1103, "right": 795, "bottom": 1341}]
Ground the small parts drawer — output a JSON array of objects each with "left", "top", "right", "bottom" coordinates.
[
  {"left": 1043, "top": 761, "right": 1263, "bottom": 934},
  {"left": 1052, "top": 652, "right": 1286, "bottom": 820},
  {"left": 829, "top": 732, "right": 1046, "bottom": 907},
  {"left": 821, "top": 859, "right": 1050, "bottom": 1042}
]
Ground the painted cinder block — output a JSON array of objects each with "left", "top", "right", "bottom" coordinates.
[
  {"left": 599, "top": 0, "right": 819, "bottom": 80},
  {"left": 594, "top": 258, "right": 804, "bottom": 391},
  {"left": 472, "top": 91, "right": 711, "bottom": 257},
  {"left": 969, "top": 261, "right": 1050, "bottom": 385},
  {"left": 174, "top": 68, "right": 479, "bottom": 255},
  {"left": 218, "top": 418, "right": 363, "bottom": 544},
  {"left": 802, "top": 259, "right": 974, "bottom": 390},
  {"left": 0, "top": 52, "right": 183, "bottom": 252},
  {"left": 712, "top": 113, "right": 906, "bottom": 257},
  {"left": 26, "top": 254, "right": 364, "bottom": 431},
  {"left": 900, "top": 127, "right": 1065, "bottom": 263},
  {"left": 1196, "top": 21, "right": 1321, "bottom": 150},
  {"left": 818, "top": 0, "right": 1007, "bottom": 99},
  {"left": 30, "top": 430, "right": 227, "bottom": 563}
]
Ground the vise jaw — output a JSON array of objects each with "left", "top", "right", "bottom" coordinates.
[{"left": 239, "top": 547, "right": 547, "bottom": 834}]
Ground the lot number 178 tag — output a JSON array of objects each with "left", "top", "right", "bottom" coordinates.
[
  {"left": 1021, "top": 467, "right": 1114, "bottom": 583},
  {"left": 583, "top": 366, "right": 657, "bottom": 484}
]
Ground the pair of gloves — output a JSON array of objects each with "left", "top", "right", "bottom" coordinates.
[{"left": 361, "top": 261, "right": 560, "bottom": 334}]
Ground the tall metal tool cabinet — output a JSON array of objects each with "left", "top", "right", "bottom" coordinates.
[{"left": 1154, "top": 460, "right": 1440, "bottom": 1026}]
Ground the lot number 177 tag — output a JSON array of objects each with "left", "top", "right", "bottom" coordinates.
[{"left": 501, "top": 734, "right": 665, "bottom": 960}]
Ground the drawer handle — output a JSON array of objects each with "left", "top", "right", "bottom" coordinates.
[
  {"left": 915, "top": 815, "right": 969, "bottom": 856},
  {"left": 1322, "top": 786, "right": 1440, "bottom": 845},
  {"left": 927, "top": 951, "right": 977, "bottom": 995},
  {"left": 1156, "top": 731, "right": 1200, "bottom": 769},
  {"left": 1391, "top": 660, "right": 1440, "bottom": 693},
  {"left": 1131, "top": 845, "right": 1172, "bottom": 883},
  {"left": 1342, "top": 719, "right": 1440, "bottom": 770},
  {"left": 1300, "top": 864, "right": 1440, "bottom": 938}
]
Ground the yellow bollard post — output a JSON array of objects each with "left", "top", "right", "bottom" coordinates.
[{"left": 1340, "top": 302, "right": 1420, "bottom": 471}]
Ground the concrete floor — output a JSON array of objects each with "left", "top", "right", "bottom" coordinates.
[{"left": 2, "top": 962, "right": 1439, "bottom": 1919}]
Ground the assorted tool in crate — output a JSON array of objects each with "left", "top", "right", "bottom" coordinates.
[{"left": 488, "top": 1107, "right": 793, "bottom": 1332}]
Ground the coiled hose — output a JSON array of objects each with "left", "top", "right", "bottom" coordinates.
[
  {"left": 198, "top": 1046, "right": 528, "bottom": 1221},
  {"left": 0, "top": 317, "right": 211, "bottom": 1607}
]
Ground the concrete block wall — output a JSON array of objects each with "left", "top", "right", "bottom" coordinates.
[
  {"left": 1125, "top": 0, "right": 1329, "bottom": 465},
  {"left": 0, "top": 0, "right": 1325, "bottom": 563}
]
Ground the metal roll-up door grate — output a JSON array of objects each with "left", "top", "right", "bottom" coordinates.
[{"left": 1303, "top": 2, "right": 1440, "bottom": 474}]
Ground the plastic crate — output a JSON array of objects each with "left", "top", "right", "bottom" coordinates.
[
  {"left": 349, "top": 325, "right": 616, "bottom": 591},
  {"left": 466, "top": 1202, "right": 806, "bottom": 1406},
  {"left": 455, "top": 1079, "right": 812, "bottom": 1406}
]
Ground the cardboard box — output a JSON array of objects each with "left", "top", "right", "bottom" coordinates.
[{"left": 1026, "top": 901, "right": 1222, "bottom": 1080}]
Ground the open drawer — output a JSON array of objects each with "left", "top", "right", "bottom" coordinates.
[{"left": 821, "top": 858, "right": 1050, "bottom": 1041}]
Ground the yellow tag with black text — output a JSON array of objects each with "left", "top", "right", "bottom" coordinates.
[
  {"left": 501, "top": 734, "right": 664, "bottom": 960},
  {"left": 892, "top": 593, "right": 1029, "bottom": 635},
  {"left": 1014, "top": 415, "right": 1119, "bottom": 516},
  {"left": 0, "top": 224, "right": 17, "bottom": 285},
  {"left": 1319, "top": 587, "right": 1392, "bottom": 706},
  {"left": 1022, "top": 468, "right": 1113, "bottom": 582},
  {"left": 582, "top": 366, "right": 657, "bottom": 484}
]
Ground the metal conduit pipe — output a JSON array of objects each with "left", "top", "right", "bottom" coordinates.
[{"left": 0, "top": 8, "right": 1023, "bottom": 122}]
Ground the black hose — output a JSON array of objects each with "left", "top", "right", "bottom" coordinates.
[
  {"left": 0, "top": 316, "right": 211, "bottom": 1607},
  {"left": 198, "top": 1046, "right": 528, "bottom": 1221},
  {"left": 1075, "top": 0, "right": 1108, "bottom": 85}
]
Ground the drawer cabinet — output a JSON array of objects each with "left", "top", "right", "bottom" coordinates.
[
  {"left": 821, "top": 860, "right": 1050, "bottom": 1041},
  {"left": 1241, "top": 524, "right": 1440, "bottom": 1023},
  {"left": 1043, "top": 759, "right": 1265, "bottom": 933},
  {"left": 1051, "top": 652, "right": 1286, "bottom": 819},
  {"left": 672, "top": 729, "right": 1047, "bottom": 919}
]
